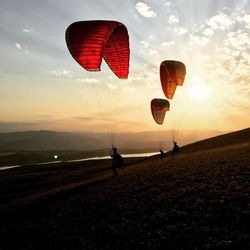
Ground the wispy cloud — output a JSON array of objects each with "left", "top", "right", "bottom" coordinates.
[
  {"left": 161, "top": 41, "right": 175, "bottom": 46},
  {"left": 168, "top": 15, "right": 179, "bottom": 23},
  {"left": 189, "top": 34, "right": 210, "bottom": 46},
  {"left": 15, "top": 42, "right": 30, "bottom": 54},
  {"left": 164, "top": 1, "right": 171, "bottom": 7},
  {"left": 149, "top": 48, "right": 158, "bottom": 56},
  {"left": 139, "top": 40, "right": 160, "bottom": 59},
  {"left": 15, "top": 43, "right": 22, "bottom": 50},
  {"left": 76, "top": 78, "right": 99, "bottom": 83},
  {"left": 127, "top": 73, "right": 144, "bottom": 83},
  {"left": 225, "top": 30, "right": 250, "bottom": 51},
  {"left": 50, "top": 70, "right": 73, "bottom": 78},
  {"left": 22, "top": 28, "right": 32, "bottom": 33},
  {"left": 135, "top": 2, "right": 156, "bottom": 18},
  {"left": 206, "top": 12, "right": 234, "bottom": 30},
  {"left": 74, "top": 116, "right": 100, "bottom": 122},
  {"left": 203, "top": 27, "right": 214, "bottom": 37},
  {"left": 203, "top": 11, "right": 250, "bottom": 117},
  {"left": 107, "top": 83, "right": 118, "bottom": 90},
  {"left": 238, "top": 13, "right": 250, "bottom": 28},
  {"left": 173, "top": 27, "right": 188, "bottom": 36},
  {"left": 140, "top": 40, "right": 150, "bottom": 48}
]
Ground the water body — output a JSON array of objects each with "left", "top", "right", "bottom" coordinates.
[
  {"left": 0, "top": 165, "right": 22, "bottom": 171},
  {"left": 0, "top": 152, "right": 158, "bottom": 171},
  {"left": 67, "top": 152, "right": 158, "bottom": 163}
]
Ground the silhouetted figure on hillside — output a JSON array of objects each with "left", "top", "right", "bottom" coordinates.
[
  {"left": 172, "top": 141, "right": 180, "bottom": 157},
  {"left": 110, "top": 147, "right": 123, "bottom": 176},
  {"left": 159, "top": 149, "right": 166, "bottom": 159}
]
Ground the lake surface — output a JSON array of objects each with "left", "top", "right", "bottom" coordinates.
[
  {"left": 67, "top": 152, "right": 158, "bottom": 162},
  {"left": 0, "top": 152, "right": 158, "bottom": 171}
]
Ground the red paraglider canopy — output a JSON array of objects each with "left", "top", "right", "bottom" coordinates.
[
  {"left": 151, "top": 98, "right": 170, "bottom": 125},
  {"left": 160, "top": 60, "right": 186, "bottom": 99},
  {"left": 65, "top": 20, "right": 130, "bottom": 79}
]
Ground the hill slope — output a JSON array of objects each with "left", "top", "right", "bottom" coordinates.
[
  {"left": 0, "top": 128, "right": 249, "bottom": 250},
  {"left": 180, "top": 127, "right": 250, "bottom": 153}
]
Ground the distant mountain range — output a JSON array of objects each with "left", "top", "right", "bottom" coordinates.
[{"left": 0, "top": 129, "right": 232, "bottom": 152}]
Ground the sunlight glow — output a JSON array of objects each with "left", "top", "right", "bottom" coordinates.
[{"left": 187, "top": 76, "right": 212, "bottom": 102}]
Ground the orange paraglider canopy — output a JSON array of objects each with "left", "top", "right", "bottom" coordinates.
[
  {"left": 65, "top": 20, "right": 130, "bottom": 79},
  {"left": 151, "top": 98, "right": 170, "bottom": 125},
  {"left": 160, "top": 60, "right": 186, "bottom": 99}
]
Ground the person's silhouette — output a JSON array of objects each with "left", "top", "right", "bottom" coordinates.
[
  {"left": 110, "top": 147, "right": 123, "bottom": 176},
  {"left": 159, "top": 149, "right": 166, "bottom": 159},
  {"left": 172, "top": 141, "right": 180, "bottom": 157}
]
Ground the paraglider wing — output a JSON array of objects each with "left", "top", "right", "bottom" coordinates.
[
  {"left": 172, "top": 61, "right": 186, "bottom": 86},
  {"left": 160, "top": 61, "right": 186, "bottom": 99},
  {"left": 151, "top": 98, "right": 170, "bottom": 125},
  {"left": 65, "top": 20, "right": 130, "bottom": 79},
  {"left": 103, "top": 23, "right": 130, "bottom": 79}
]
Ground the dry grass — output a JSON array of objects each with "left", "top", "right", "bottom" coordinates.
[{"left": 0, "top": 129, "right": 249, "bottom": 250}]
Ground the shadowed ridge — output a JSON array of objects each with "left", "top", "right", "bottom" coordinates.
[
  {"left": 0, "top": 128, "right": 249, "bottom": 249},
  {"left": 180, "top": 127, "right": 250, "bottom": 154},
  {"left": 0, "top": 128, "right": 249, "bottom": 217}
]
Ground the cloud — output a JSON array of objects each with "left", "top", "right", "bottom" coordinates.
[
  {"left": 76, "top": 78, "right": 99, "bottom": 83},
  {"left": 173, "top": 27, "right": 188, "bottom": 36},
  {"left": 135, "top": 2, "right": 156, "bottom": 18},
  {"left": 168, "top": 15, "right": 179, "bottom": 24},
  {"left": 149, "top": 35, "right": 156, "bottom": 40},
  {"left": 189, "top": 34, "right": 209, "bottom": 46},
  {"left": 127, "top": 71, "right": 158, "bottom": 90},
  {"left": 127, "top": 73, "right": 144, "bottom": 83},
  {"left": 225, "top": 30, "right": 250, "bottom": 51},
  {"left": 161, "top": 41, "right": 175, "bottom": 46},
  {"left": 74, "top": 116, "right": 101, "bottom": 122},
  {"left": 206, "top": 12, "right": 234, "bottom": 30},
  {"left": 139, "top": 40, "right": 160, "bottom": 58},
  {"left": 15, "top": 42, "right": 30, "bottom": 54},
  {"left": 164, "top": 1, "right": 171, "bottom": 7},
  {"left": 15, "top": 43, "right": 22, "bottom": 50},
  {"left": 203, "top": 17, "right": 250, "bottom": 116},
  {"left": 107, "top": 83, "right": 118, "bottom": 90},
  {"left": 239, "top": 13, "right": 250, "bottom": 29},
  {"left": 203, "top": 27, "right": 214, "bottom": 37},
  {"left": 22, "top": 28, "right": 32, "bottom": 33},
  {"left": 149, "top": 48, "right": 158, "bottom": 56},
  {"left": 50, "top": 70, "right": 74, "bottom": 79},
  {"left": 140, "top": 40, "right": 150, "bottom": 48}
]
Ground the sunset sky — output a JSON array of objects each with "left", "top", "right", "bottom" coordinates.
[{"left": 0, "top": 0, "right": 250, "bottom": 134}]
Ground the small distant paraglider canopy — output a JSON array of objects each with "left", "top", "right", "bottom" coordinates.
[
  {"left": 151, "top": 98, "right": 170, "bottom": 125},
  {"left": 160, "top": 60, "right": 186, "bottom": 99},
  {"left": 65, "top": 20, "right": 130, "bottom": 79}
]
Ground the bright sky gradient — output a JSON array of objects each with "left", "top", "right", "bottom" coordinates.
[{"left": 0, "top": 0, "right": 250, "bottom": 133}]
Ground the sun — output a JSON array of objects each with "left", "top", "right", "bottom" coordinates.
[{"left": 187, "top": 76, "right": 212, "bottom": 102}]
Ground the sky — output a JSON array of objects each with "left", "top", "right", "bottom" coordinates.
[{"left": 0, "top": 0, "right": 250, "bottom": 135}]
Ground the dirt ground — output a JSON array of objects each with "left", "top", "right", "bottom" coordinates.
[{"left": 0, "top": 141, "right": 249, "bottom": 250}]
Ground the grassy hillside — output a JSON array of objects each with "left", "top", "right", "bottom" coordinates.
[
  {"left": 0, "top": 128, "right": 249, "bottom": 250},
  {"left": 180, "top": 127, "right": 250, "bottom": 153}
]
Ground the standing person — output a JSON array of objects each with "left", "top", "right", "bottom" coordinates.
[
  {"left": 172, "top": 141, "right": 180, "bottom": 157},
  {"left": 110, "top": 147, "right": 123, "bottom": 176},
  {"left": 159, "top": 149, "right": 166, "bottom": 159}
]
